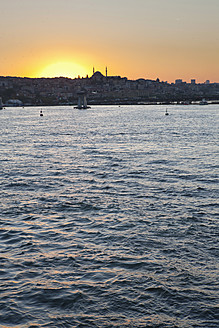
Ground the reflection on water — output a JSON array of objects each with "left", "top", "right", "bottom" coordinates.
[{"left": 0, "top": 105, "right": 218, "bottom": 327}]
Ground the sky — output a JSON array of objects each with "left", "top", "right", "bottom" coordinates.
[{"left": 0, "top": 0, "right": 218, "bottom": 82}]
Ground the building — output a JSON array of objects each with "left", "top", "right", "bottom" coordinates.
[{"left": 175, "top": 79, "right": 183, "bottom": 84}]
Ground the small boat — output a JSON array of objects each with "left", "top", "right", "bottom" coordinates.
[
  {"left": 199, "top": 98, "right": 208, "bottom": 105},
  {"left": 165, "top": 109, "right": 169, "bottom": 115},
  {"left": 74, "top": 105, "right": 91, "bottom": 109},
  {"left": 182, "top": 101, "right": 190, "bottom": 105}
]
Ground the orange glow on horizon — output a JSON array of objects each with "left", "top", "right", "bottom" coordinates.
[
  {"left": 0, "top": 2, "right": 218, "bottom": 83},
  {"left": 36, "top": 61, "right": 89, "bottom": 79}
]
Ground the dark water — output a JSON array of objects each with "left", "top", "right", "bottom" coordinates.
[{"left": 0, "top": 105, "right": 218, "bottom": 328}]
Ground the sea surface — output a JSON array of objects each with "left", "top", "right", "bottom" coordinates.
[{"left": 0, "top": 105, "right": 218, "bottom": 328}]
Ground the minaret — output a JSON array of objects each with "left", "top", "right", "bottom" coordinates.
[
  {"left": 93, "top": 67, "right": 95, "bottom": 75},
  {"left": 105, "top": 66, "right": 108, "bottom": 77}
]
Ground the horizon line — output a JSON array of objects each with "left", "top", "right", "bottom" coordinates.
[{"left": 0, "top": 74, "right": 217, "bottom": 84}]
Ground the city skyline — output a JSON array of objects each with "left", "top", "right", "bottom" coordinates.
[{"left": 0, "top": 0, "right": 219, "bottom": 83}]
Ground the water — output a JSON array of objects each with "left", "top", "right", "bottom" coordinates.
[{"left": 0, "top": 105, "right": 218, "bottom": 328}]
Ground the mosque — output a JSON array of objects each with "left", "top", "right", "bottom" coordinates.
[
  {"left": 90, "top": 67, "right": 122, "bottom": 81},
  {"left": 90, "top": 67, "right": 108, "bottom": 81}
]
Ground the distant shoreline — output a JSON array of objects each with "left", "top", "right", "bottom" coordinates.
[
  {"left": 2, "top": 101, "right": 219, "bottom": 108},
  {"left": 1, "top": 75, "right": 219, "bottom": 107}
]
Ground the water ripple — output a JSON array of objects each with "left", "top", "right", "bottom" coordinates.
[{"left": 0, "top": 105, "right": 218, "bottom": 327}]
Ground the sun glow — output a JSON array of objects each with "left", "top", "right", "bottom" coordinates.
[{"left": 38, "top": 62, "right": 88, "bottom": 79}]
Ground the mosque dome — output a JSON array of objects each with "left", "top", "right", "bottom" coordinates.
[{"left": 91, "top": 71, "right": 104, "bottom": 80}]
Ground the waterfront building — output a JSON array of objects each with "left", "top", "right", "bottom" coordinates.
[
  {"left": 175, "top": 79, "right": 183, "bottom": 84},
  {"left": 5, "top": 99, "right": 23, "bottom": 107}
]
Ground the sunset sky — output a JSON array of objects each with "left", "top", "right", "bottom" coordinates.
[{"left": 1, "top": 0, "right": 218, "bottom": 82}]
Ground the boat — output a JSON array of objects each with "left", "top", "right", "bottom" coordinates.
[
  {"left": 74, "top": 105, "right": 90, "bottom": 110},
  {"left": 181, "top": 101, "right": 190, "bottom": 105},
  {"left": 199, "top": 98, "right": 208, "bottom": 105}
]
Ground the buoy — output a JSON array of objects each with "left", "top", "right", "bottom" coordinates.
[{"left": 40, "top": 110, "right": 43, "bottom": 117}]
